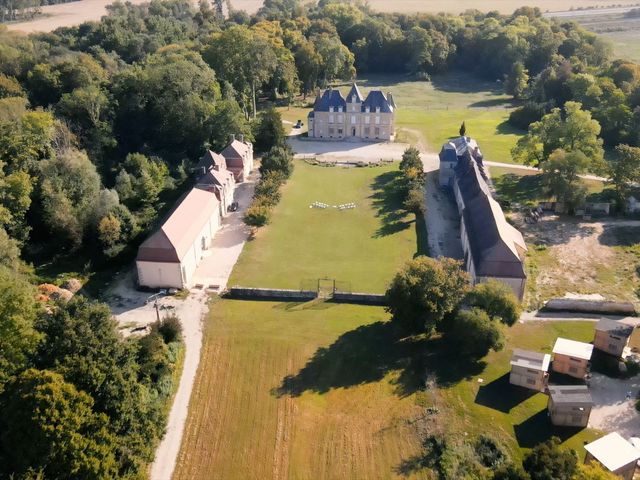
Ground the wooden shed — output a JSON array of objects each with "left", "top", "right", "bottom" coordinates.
[
  {"left": 547, "top": 385, "right": 592, "bottom": 427},
  {"left": 552, "top": 338, "right": 594, "bottom": 379},
  {"left": 585, "top": 433, "right": 640, "bottom": 480},
  {"left": 509, "top": 349, "right": 550, "bottom": 392},
  {"left": 593, "top": 319, "right": 634, "bottom": 358}
]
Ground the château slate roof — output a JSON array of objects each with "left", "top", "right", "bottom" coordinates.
[
  {"left": 362, "top": 90, "right": 393, "bottom": 113},
  {"left": 455, "top": 155, "right": 526, "bottom": 279},
  {"left": 346, "top": 82, "right": 364, "bottom": 103},
  {"left": 310, "top": 85, "right": 394, "bottom": 113},
  {"left": 312, "top": 89, "right": 347, "bottom": 112}
]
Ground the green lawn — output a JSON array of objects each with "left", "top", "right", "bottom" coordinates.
[
  {"left": 229, "top": 161, "right": 425, "bottom": 293},
  {"left": 174, "top": 298, "right": 601, "bottom": 479}
]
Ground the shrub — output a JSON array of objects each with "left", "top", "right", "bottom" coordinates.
[
  {"left": 466, "top": 280, "right": 521, "bottom": 326},
  {"left": 157, "top": 314, "right": 182, "bottom": 343},
  {"left": 259, "top": 145, "right": 294, "bottom": 178},
  {"left": 404, "top": 187, "right": 425, "bottom": 214},
  {"left": 244, "top": 203, "right": 271, "bottom": 227},
  {"left": 445, "top": 308, "right": 504, "bottom": 359},
  {"left": 523, "top": 437, "right": 577, "bottom": 480},
  {"left": 476, "top": 435, "right": 508, "bottom": 468}
]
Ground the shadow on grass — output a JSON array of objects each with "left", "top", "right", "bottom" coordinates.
[
  {"left": 599, "top": 225, "right": 640, "bottom": 247},
  {"left": 492, "top": 173, "right": 545, "bottom": 206},
  {"left": 415, "top": 214, "right": 430, "bottom": 257},
  {"left": 496, "top": 119, "right": 526, "bottom": 136},
  {"left": 273, "top": 321, "right": 486, "bottom": 399},
  {"left": 469, "top": 98, "right": 516, "bottom": 109},
  {"left": 474, "top": 373, "right": 538, "bottom": 413},
  {"left": 370, "top": 171, "right": 414, "bottom": 238},
  {"left": 514, "top": 410, "right": 584, "bottom": 448}
]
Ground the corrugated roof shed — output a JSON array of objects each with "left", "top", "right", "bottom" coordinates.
[
  {"left": 596, "top": 318, "right": 634, "bottom": 337},
  {"left": 553, "top": 338, "right": 594, "bottom": 360},
  {"left": 585, "top": 433, "right": 640, "bottom": 472},
  {"left": 548, "top": 385, "right": 592, "bottom": 405},
  {"left": 511, "top": 348, "right": 551, "bottom": 371}
]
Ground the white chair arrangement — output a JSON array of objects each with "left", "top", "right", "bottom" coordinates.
[
  {"left": 337, "top": 203, "right": 356, "bottom": 210},
  {"left": 310, "top": 201, "right": 330, "bottom": 209}
]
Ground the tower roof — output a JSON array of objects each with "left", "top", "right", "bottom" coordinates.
[{"left": 347, "top": 82, "right": 364, "bottom": 103}]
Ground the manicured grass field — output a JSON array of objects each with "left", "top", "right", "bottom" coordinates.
[
  {"left": 324, "top": 73, "right": 526, "bottom": 164},
  {"left": 229, "top": 161, "right": 425, "bottom": 293},
  {"left": 173, "top": 298, "right": 600, "bottom": 479}
]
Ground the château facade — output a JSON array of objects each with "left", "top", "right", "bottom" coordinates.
[{"left": 307, "top": 83, "right": 396, "bottom": 141}]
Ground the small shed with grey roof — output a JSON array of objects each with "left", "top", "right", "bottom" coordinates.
[
  {"left": 510, "top": 349, "right": 550, "bottom": 392},
  {"left": 585, "top": 433, "right": 640, "bottom": 480},
  {"left": 547, "top": 385, "right": 592, "bottom": 427},
  {"left": 593, "top": 319, "right": 635, "bottom": 358}
]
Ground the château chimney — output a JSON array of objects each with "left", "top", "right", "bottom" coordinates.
[
  {"left": 238, "top": 134, "right": 244, "bottom": 142},
  {"left": 229, "top": 133, "right": 235, "bottom": 143}
]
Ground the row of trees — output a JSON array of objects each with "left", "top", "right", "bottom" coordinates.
[
  {"left": 0, "top": 262, "right": 184, "bottom": 478},
  {"left": 512, "top": 99, "right": 640, "bottom": 210},
  {"left": 244, "top": 108, "right": 294, "bottom": 228},
  {"left": 417, "top": 434, "right": 616, "bottom": 480}
]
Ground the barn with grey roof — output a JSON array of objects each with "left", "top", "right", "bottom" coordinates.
[{"left": 440, "top": 136, "right": 527, "bottom": 300}]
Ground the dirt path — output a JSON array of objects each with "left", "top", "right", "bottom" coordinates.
[{"left": 484, "top": 160, "right": 608, "bottom": 182}]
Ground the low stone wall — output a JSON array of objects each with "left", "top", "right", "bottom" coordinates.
[
  {"left": 331, "top": 292, "right": 387, "bottom": 306},
  {"left": 226, "top": 287, "right": 316, "bottom": 302},
  {"left": 544, "top": 298, "right": 637, "bottom": 316}
]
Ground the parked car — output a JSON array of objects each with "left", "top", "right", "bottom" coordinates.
[{"left": 228, "top": 201, "right": 239, "bottom": 212}]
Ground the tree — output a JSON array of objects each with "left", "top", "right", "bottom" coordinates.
[
  {"left": 511, "top": 102, "right": 604, "bottom": 167},
  {"left": 208, "top": 99, "right": 253, "bottom": 151},
  {"left": 505, "top": 62, "right": 529, "bottom": 99},
  {"left": 459, "top": 121, "right": 466, "bottom": 137},
  {"left": 608, "top": 144, "right": 640, "bottom": 210},
  {"left": 259, "top": 145, "right": 294, "bottom": 178},
  {"left": 386, "top": 256, "right": 470, "bottom": 334},
  {"left": 399, "top": 146, "right": 422, "bottom": 172},
  {"left": 254, "top": 107, "right": 286, "bottom": 153},
  {"left": 98, "top": 214, "right": 121, "bottom": 249},
  {"left": 404, "top": 187, "right": 425, "bottom": 215},
  {"left": 522, "top": 437, "right": 577, "bottom": 480},
  {"left": 39, "top": 148, "right": 101, "bottom": 249},
  {"left": 444, "top": 308, "right": 504, "bottom": 358},
  {"left": 493, "top": 463, "right": 530, "bottom": 480},
  {"left": 0, "top": 266, "right": 40, "bottom": 393},
  {"left": 541, "top": 149, "right": 590, "bottom": 209},
  {"left": 244, "top": 202, "right": 271, "bottom": 227},
  {"left": 0, "top": 369, "right": 118, "bottom": 479},
  {"left": 467, "top": 280, "right": 521, "bottom": 326}
]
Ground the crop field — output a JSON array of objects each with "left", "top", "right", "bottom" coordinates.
[
  {"left": 232, "top": 0, "right": 629, "bottom": 15},
  {"left": 229, "top": 160, "right": 425, "bottom": 293}
]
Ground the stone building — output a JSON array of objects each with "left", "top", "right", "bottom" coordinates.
[
  {"left": 547, "top": 385, "right": 592, "bottom": 427},
  {"left": 307, "top": 83, "right": 396, "bottom": 141}
]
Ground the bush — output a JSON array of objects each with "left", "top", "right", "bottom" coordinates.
[
  {"left": 244, "top": 203, "right": 271, "bottom": 227},
  {"left": 157, "top": 314, "right": 182, "bottom": 343},
  {"left": 404, "top": 187, "right": 425, "bottom": 214},
  {"left": 466, "top": 280, "right": 521, "bottom": 326},
  {"left": 523, "top": 437, "right": 577, "bottom": 480},
  {"left": 259, "top": 145, "right": 294, "bottom": 178},
  {"left": 445, "top": 308, "right": 504, "bottom": 358},
  {"left": 476, "top": 435, "right": 508, "bottom": 468}
]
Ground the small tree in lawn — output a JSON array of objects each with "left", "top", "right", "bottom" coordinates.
[
  {"left": 608, "top": 144, "right": 640, "bottom": 210},
  {"left": 404, "top": 187, "right": 425, "bottom": 215},
  {"left": 459, "top": 121, "right": 466, "bottom": 137},
  {"left": 243, "top": 202, "right": 271, "bottom": 227},
  {"left": 253, "top": 106, "right": 286, "bottom": 153},
  {"left": 444, "top": 308, "right": 504, "bottom": 359},
  {"left": 259, "top": 145, "right": 294, "bottom": 178},
  {"left": 541, "top": 148, "right": 590, "bottom": 210},
  {"left": 400, "top": 146, "right": 422, "bottom": 172},
  {"left": 385, "top": 256, "right": 470, "bottom": 334},
  {"left": 466, "top": 280, "right": 521, "bottom": 326},
  {"left": 522, "top": 437, "right": 577, "bottom": 480}
]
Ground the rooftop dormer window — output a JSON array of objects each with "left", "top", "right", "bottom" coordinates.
[
  {"left": 329, "top": 106, "right": 334, "bottom": 113},
  {"left": 376, "top": 106, "right": 380, "bottom": 113},
  {"left": 365, "top": 106, "right": 370, "bottom": 113},
  {"left": 338, "top": 106, "right": 343, "bottom": 112}
]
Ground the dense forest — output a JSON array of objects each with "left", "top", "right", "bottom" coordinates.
[{"left": 1, "top": 0, "right": 640, "bottom": 478}]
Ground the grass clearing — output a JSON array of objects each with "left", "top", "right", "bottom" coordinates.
[
  {"left": 229, "top": 160, "right": 426, "bottom": 293},
  {"left": 173, "top": 298, "right": 601, "bottom": 478}
]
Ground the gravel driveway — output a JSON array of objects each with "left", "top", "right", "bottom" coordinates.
[{"left": 589, "top": 372, "right": 640, "bottom": 438}]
